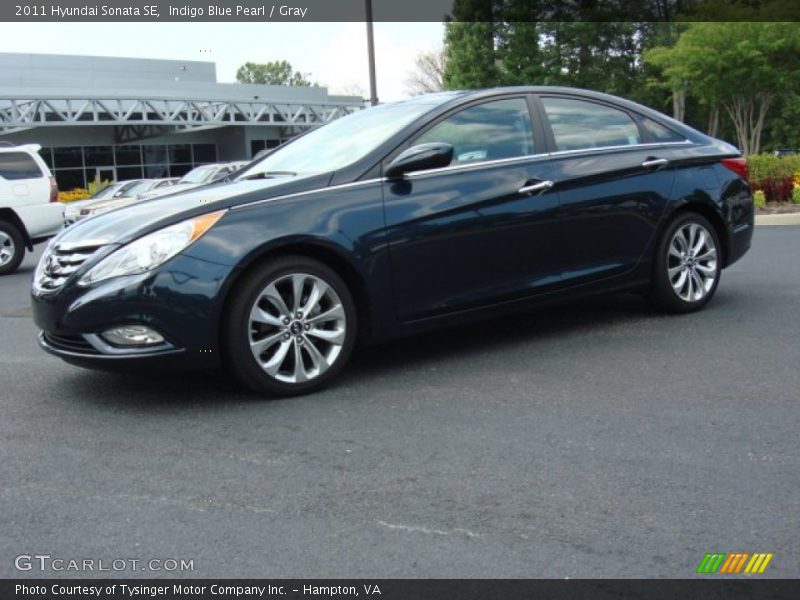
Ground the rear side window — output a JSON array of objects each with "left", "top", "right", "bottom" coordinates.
[
  {"left": 0, "top": 152, "right": 44, "bottom": 180},
  {"left": 542, "top": 97, "right": 641, "bottom": 151},
  {"left": 640, "top": 117, "right": 686, "bottom": 143},
  {"left": 415, "top": 98, "right": 535, "bottom": 164}
]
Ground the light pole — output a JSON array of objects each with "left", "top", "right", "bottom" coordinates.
[{"left": 365, "top": 0, "right": 378, "bottom": 106}]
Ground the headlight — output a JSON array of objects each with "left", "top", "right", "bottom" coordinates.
[{"left": 78, "top": 210, "right": 225, "bottom": 286}]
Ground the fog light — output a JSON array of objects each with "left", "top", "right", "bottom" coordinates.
[{"left": 101, "top": 325, "right": 165, "bottom": 347}]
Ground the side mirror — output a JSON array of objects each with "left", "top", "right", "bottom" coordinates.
[{"left": 385, "top": 143, "right": 453, "bottom": 178}]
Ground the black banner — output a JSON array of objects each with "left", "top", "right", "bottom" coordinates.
[
  {"left": 2, "top": 0, "right": 800, "bottom": 23},
  {"left": 2, "top": 579, "right": 800, "bottom": 600}
]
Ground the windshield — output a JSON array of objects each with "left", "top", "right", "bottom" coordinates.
[
  {"left": 238, "top": 101, "right": 438, "bottom": 178},
  {"left": 91, "top": 183, "right": 122, "bottom": 199},
  {"left": 179, "top": 166, "right": 217, "bottom": 184},
  {"left": 125, "top": 180, "right": 154, "bottom": 196}
]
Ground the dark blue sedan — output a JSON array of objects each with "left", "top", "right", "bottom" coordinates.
[{"left": 31, "top": 87, "right": 754, "bottom": 396}]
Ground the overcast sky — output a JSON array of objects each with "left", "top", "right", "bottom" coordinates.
[{"left": 0, "top": 22, "right": 444, "bottom": 101}]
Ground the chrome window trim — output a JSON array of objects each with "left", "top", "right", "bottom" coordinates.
[
  {"left": 232, "top": 140, "right": 695, "bottom": 210},
  {"left": 547, "top": 140, "right": 692, "bottom": 157},
  {"left": 405, "top": 153, "right": 550, "bottom": 179}
]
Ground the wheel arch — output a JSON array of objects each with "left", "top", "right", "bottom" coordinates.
[
  {"left": 0, "top": 208, "right": 32, "bottom": 249},
  {"left": 661, "top": 200, "right": 729, "bottom": 267},
  {"left": 215, "top": 239, "right": 373, "bottom": 348}
]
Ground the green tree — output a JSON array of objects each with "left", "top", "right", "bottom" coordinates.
[
  {"left": 235, "top": 60, "right": 314, "bottom": 86},
  {"left": 646, "top": 22, "right": 800, "bottom": 154}
]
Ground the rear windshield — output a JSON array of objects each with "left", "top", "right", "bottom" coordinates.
[{"left": 0, "top": 152, "right": 43, "bottom": 180}]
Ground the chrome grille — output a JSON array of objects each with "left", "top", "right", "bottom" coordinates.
[{"left": 34, "top": 241, "right": 104, "bottom": 292}]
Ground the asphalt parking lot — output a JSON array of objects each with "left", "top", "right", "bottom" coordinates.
[{"left": 1, "top": 227, "right": 798, "bottom": 579}]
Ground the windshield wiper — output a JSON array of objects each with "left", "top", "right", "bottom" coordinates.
[{"left": 241, "top": 171, "right": 298, "bottom": 180}]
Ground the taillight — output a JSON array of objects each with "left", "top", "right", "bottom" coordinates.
[
  {"left": 49, "top": 176, "right": 59, "bottom": 203},
  {"left": 721, "top": 157, "right": 749, "bottom": 181}
]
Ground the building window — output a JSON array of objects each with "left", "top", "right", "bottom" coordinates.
[
  {"left": 42, "top": 142, "right": 219, "bottom": 190},
  {"left": 115, "top": 145, "right": 142, "bottom": 166},
  {"left": 84, "top": 146, "right": 115, "bottom": 166},
  {"left": 169, "top": 144, "right": 192, "bottom": 164},
  {"left": 53, "top": 147, "right": 83, "bottom": 169},
  {"left": 54, "top": 169, "right": 86, "bottom": 190},
  {"left": 193, "top": 144, "right": 217, "bottom": 163}
]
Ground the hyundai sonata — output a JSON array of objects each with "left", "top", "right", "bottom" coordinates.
[{"left": 31, "top": 87, "right": 754, "bottom": 396}]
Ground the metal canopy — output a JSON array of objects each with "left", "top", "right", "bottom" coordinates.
[{"left": 0, "top": 96, "right": 363, "bottom": 136}]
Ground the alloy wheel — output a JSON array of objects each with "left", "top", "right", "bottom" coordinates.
[
  {"left": 0, "top": 231, "right": 15, "bottom": 267},
  {"left": 666, "top": 222, "right": 718, "bottom": 303},
  {"left": 247, "top": 272, "right": 347, "bottom": 384}
]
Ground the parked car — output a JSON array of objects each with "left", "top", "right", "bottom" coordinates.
[
  {"left": 74, "top": 178, "right": 179, "bottom": 221},
  {"left": 31, "top": 87, "right": 754, "bottom": 396},
  {"left": 0, "top": 143, "right": 61, "bottom": 275},
  {"left": 137, "top": 163, "right": 246, "bottom": 200},
  {"left": 63, "top": 180, "right": 148, "bottom": 225}
]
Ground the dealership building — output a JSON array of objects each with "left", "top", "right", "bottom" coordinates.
[{"left": 0, "top": 53, "right": 363, "bottom": 190}]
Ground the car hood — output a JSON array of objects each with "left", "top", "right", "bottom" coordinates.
[
  {"left": 80, "top": 195, "right": 138, "bottom": 213},
  {"left": 50, "top": 174, "right": 328, "bottom": 247}
]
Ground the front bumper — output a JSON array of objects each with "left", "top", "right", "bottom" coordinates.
[{"left": 31, "top": 252, "right": 231, "bottom": 372}]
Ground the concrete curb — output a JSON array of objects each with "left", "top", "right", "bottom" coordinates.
[{"left": 755, "top": 213, "right": 800, "bottom": 226}]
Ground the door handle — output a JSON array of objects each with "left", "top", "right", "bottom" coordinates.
[
  {"left": 641, "top": 157, "right": 669, "bottom": 169},
  {"left": 518, "top": 180, "right": 554, "bottom": 195}
]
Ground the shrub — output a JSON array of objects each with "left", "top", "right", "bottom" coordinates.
[
  {"left": 88, "top": 179, "right": 112, "bottom": 196},
  {"left": 753, "top": 190, "right": 767, "bottom": 209},
  {"left": 754, "top": 176, "right": 794, "bottom": 202},
  {"left": 793, "top": 186, "right": 800, "bottom": 205},
  {"left": 58, "top": 188, "right": 91, "bottom": 202},
  {"left": 748, "top": 155, "right": 800, "bottom": 202},
  {"left": 748, "top": 154, "right": 796, "bottom": 183}
]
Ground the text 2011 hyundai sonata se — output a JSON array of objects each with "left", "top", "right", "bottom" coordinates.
[{"left": 31, "top": 87, "right": 753, "bottom": 396}]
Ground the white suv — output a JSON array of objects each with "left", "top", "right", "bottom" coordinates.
[{"left": 0, "top": 143, "right": 62, "bottom": 275}]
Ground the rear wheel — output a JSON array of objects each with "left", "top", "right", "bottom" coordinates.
[
  {"left": 649, "top": 212, "right": 721, "bottom": 313},
  {"left": 223, "top": 256, "right": 357, "bottom": 396},
  {"left": 0, "top": 221, "right": 25, "bottom": 275}
]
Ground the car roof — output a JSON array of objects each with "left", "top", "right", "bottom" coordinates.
[{"left": 422, "top": 86, "right": 703, "bottom": 142}]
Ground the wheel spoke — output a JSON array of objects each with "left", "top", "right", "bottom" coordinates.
[
  {"left": 303, "top": 336, "right": 329, "bottom": 373},
  {"left": 692, "top": 230, "right": 707, "bottom": 254},
  {"left": 262, "top": 283, "right": 291, "bottom": 317},
  {"left": 695, "top": 248, "right": 717, "bottom": 261},
  {"left": 307, "top": 326, "right": 345, "bottom": 346},
  {"left": 695, "top": 262, "right": 716, "bottom": 276},
  {"left": 301, "top": 279, "right": 328, "bottom": 316},
  {"left": 262, "top": 339, "right": 292, "bottom": 375},
  {"left": 292, "top": 341, "right": 308, "bottom": 383},
  {"left": 291, "top": 274, "right": 306, "bottom": 313},
  {"left": 673, "top": 269, "right": 687, "bottom": 290},
  {"left": 690, "top": 270, "right": 705, "bottom": 296},
  {"left": 306, "top": 303, "right": 345, "bottom": 325},
  {"left": 250, "top": 330, "right": 286, "bottom": 357},
  {"left": 668, "top": 265, "right": 684, "bottom": 279},
  {"left": 249, "top": 304, "right": 283, "bottom": 327}
]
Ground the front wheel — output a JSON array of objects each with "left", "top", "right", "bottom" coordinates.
[
  {"left": 0, "top": 221, "right": 25, "bottom": 276},
  {"left": 649, "top": 212, "right": 722, "bottom": 313},
  {"left": 223, "top": 256, "right": 357, "bottom": 396}
]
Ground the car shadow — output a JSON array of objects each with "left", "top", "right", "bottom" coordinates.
[{"left": 62, "top": 292, "right": 667, "bottom": 410}]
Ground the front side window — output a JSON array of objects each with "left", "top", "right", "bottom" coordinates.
[
  {"left": 542, "top": 97, "right": 641, "bottom": 151},
  {"left": 415, "top": 98, "right": 535, "bottom": 164}
]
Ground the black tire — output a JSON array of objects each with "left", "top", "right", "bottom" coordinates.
[
  {"left": 0, "top": 220, "right": 25, "bottom": 276},
  {"left": 222, "top": 255, "right": 358, "bottom": 397},
  {"left": 649, "top": 212, "right": 722, "bottom": 313}
]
